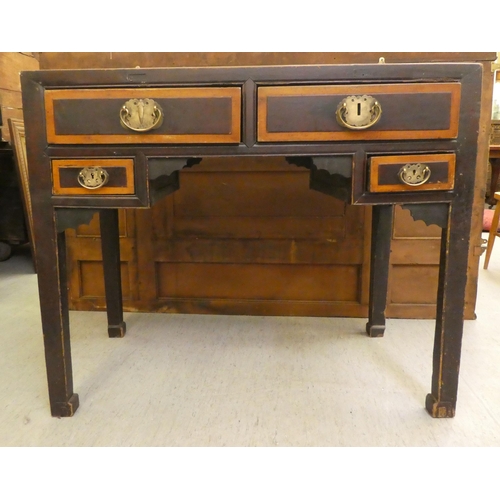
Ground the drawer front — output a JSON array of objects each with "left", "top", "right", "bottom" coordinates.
[
  {"left": 52, "top": 158, "right": 135, "bottom": 195},
  {"left": 369, "top": 153, "right": 456, "bottom": 193},
  {"left": 45, "top": 87, "right": 241, "bottom": 144},
  {"left": 257, "top": 83, "right": 461, "bottom": 142}
]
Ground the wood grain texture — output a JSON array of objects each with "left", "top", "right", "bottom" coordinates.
[
  {"left": 463, "top": 61, "right": 495, "bottom": 320},
  {"left": 45, "top": 87, "right": 241, "bottom": 144},
  {"left": 64, "top": 162, "right": 463, "bottom": 319},
  {"left": 0, "top": 107, "right": 23, "bottom": 142},
  {"left": 0, "top": 88, "right": 22, "bottom": 108},
  {"left": 386, "top": 206, "right": 441, "bottom": 319},
  {"left": 66, "top": 209, "right": 138, "bottom": 306},
  {"left": 369, "top": 153, "right": 456, "bottom": 193},
  {"left": 67, "top": 157, "right": 370, "bottom": 317},
  {"left": 37, "top": 52, "right": 497, "bottom": 70},
  {"left": 52, "top": 158, "right": 135, "bottom": 195},
  {"left": 0, "top": 53, "right": 39, "bottom": 142},
  {"left": 257, "top": 83, "right": 461, "bottom": 142},
  {"left": 19, "top": 59, "right": 488, "bottom": 418},
  {"left": 34, "top": 54, "right": 491, "bottom": 323},
  {"left": 0, "top": 53, "right": 39, "bottom": 91}
]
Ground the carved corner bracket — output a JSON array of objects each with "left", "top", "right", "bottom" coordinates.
[
  {"left": 148, "top": 157, "right": 202, "bottom": 204},
  {"left": 286, "top": 156, "right": 353, "bottom": 202},
  {"left": 56, "top": 208, "right": 99, "bottom": 233},
  {"left": 401, "top": 203, "right": 449, "bottom": 229}
]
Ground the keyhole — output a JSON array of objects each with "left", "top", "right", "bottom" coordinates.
[{"left": 357, "top": 103, "right": 361, "bottom": 115}]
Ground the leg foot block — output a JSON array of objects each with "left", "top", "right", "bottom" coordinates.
[
  {"left": 366, "top": 322, "right": 385, "bottom": 338},
  {"left": 425, "top": 393, "right": 456, "bottom": 418},
  {"left": 108, "top": 321, "right": 126, "bottom": 338},
  {"left": 51, "top": 393, "right": 80, "bottom": 418}
]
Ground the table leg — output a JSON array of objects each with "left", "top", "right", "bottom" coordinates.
[
  {"left": 37, "top": 210, "right": 79, "bottom": 417},
  {"left": 99, "top": 209, "right": 126, "bottom": 338},
  {"left": 488, "top": 159, "right": 500, "bottom": 205},
  {"left": 425, "top": 204, "right": 467, "bottom": 418},
  {"left": 366, "top": 205, "right": 393, "bottom": 338}
]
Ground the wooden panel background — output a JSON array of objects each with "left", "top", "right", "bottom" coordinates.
[
  {"left": 65, "top": 158, "right": 371, "bottom": 317},
  {"left": 37, "top": 52, "right": 496, "bottom": 320},
  {"left": 0, "top": 53, "right": 39, "bottom": 142}
]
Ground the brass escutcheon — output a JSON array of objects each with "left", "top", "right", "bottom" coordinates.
[
  {"left": 77, "top": 167, "right": 109, "bottom": 190},
  {"left": 120, "top": 98, "right": 164, "bottom": 132},
  {"left": 398, "top": 163, "right": 431, "bottom": 186},
  {"left": 336, "top": 95, "right": 382, "bottom": 130}
]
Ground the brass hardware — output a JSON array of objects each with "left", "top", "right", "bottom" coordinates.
[
  {"left": 77, "top": 167, "right": 109, "bottom": 190},
  {"left": 119, "top": 98, "right": 164, "bottom": 132},
  {"left": 398, "top": 163, "right": 431, "bottom": 186},
  {"left": 336, "top": 95, "right": 382, "bottom": 130}
]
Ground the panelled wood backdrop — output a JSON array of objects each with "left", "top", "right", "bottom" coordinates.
[
  {"left": 0, "top": 53, "right": 39, "bottom": 142},
  {"left": 0, "top": 53, "right": 39, "bottom": 252},
  {"left": 36, "top": 52, "right": 495, "bottom": 319}
]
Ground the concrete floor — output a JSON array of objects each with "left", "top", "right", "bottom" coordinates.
[{"left": 1, "top": 241, "right": 500, "bottom": 448}]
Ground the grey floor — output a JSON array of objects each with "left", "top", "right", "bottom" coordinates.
[{"left": 1, "top": 240, "right": 500, "bottom": 447}]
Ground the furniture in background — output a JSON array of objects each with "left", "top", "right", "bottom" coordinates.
[
  {"left": 487, "top": 121, "right": 500, "bottom": 205},
  {"left": 0, "top": 53, "right": 39, "bottom": 262},
  {"left": 483, "top": 96, "right": 500, "bottom": 259},
  {"left": 0, "top": 142, "right": 28, "bottom": 260},
  {"left": 483, "top": 191, "right": 500, "bottom": 269},
  {"left": 8, "top": 118, "right": 36, "bottom": 271},
  {"left": 0, "top": 53, "right": 39, "bottom": 143},
  {"left": 20, "top": 61, "right": 490, "bottom": 419}
]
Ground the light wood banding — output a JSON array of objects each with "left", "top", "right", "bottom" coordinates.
[
  {"left": 45, "top": 87, "right": 241, "bottom": 144},
  {"left": 369, "top": 153, "right": 456, "bottom": 193},
  {"left": 52, "top": 158, "right": 135, "bottom": 195},
  {"left": 258, "top": 83, "right": 461, "bottom": 142}
]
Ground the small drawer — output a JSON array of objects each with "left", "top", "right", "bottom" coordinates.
[
  {"left": 52, "top": 159, "right": 135, "bottom": 196},
  {"left": 45, "top": 87, "right": 241, "bottom": 144},
  {"left": 368, "top": 153, "right": 456, "bottom": 193},
  {"left": 257, "top": 83, "right": 461, "bottom": 142}
]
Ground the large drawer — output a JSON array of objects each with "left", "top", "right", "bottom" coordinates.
[
  {"left": 45, "top": 87, "right": 242, "bottom": 144},
  {"left": 257, "top": 83, "right": 461, "bottom": 142}
]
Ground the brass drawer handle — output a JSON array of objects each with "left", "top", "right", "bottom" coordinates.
[
  {"left": 77, "top": 167, "right": 110, "bottom": 190},
  {"left": 336, "top": 95, "right": 382, "bottom": 130},
  {"left": 398, "top": 163, "right": 431, "bottom": 186},
  {"left": 120, "top": 98, "right": 164, "bottom": 132}
]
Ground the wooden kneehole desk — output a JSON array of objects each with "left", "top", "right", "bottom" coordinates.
[{"left": 21, "top": 63, "right": 484, "bottom": 418}]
